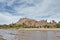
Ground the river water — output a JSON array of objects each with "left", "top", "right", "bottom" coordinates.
[
  {"left": 16, "top": 29, "right": 60, "bottom": 40},
  {"left": 0, "top": 29, "right": 60, "bottom": 40},
  {"left": 0, "top": 29, "right": 18, "bottom": 40}
]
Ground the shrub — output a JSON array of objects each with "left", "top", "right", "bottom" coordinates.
[{"left": 56, "top": 23, "right": 60, "bottom": 28}]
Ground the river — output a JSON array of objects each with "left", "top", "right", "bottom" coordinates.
[
  {"left": 0, "top": 29, "right": 18, "bottom": 40},
  {"left": 0, "top": 29, "right": 60, "bottom": 40}
]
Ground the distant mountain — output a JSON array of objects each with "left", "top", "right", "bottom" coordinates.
[{"left": 16, "top": 18, "right": 56, "bottom": 28}]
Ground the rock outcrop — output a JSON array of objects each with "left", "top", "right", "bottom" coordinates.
[
  {"left": 16, "top": 18, "right": 56, "bottom": 28},
  {"left": 16, "top": 18, "right": 38, "bottom": 26}
]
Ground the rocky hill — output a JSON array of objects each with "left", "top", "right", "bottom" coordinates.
[{"left": 16, "top": 18, "right": 56, "bottom": 28}]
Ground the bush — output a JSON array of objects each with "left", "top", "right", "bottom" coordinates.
[
  {"left": 56, "top": 23, "right": 60, "bottom": 28},
  {"left": 43, "top": 25, "right": 50, "bottom": 28}
]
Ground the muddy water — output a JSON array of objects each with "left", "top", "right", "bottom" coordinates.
[
  {"left": 0, "top": 29, "right": 18, "bottom": 40},
  {"left": 0, "top": 29, "right": 60, "bottom": 40},
  {"left": 16, "top": 29, "right": 60, "bottom": 40}
]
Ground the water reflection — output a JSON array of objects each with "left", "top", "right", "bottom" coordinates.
[
  {"left": 0, "top": 29, "right": 60, "bottom": 40},
  {"left": 0, "top": 29, "right": 18, "bottom": 40}
]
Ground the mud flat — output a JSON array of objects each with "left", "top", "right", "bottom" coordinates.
[{"left": 15, "top": 28, "right": 60, "bottom": 40}]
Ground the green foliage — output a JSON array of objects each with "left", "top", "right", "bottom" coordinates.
[
  {"left": 59, "top": 21, "right": 60, "bottom": 23},
  {"left": 0, "top": 21, "right": 60, "bottom": 29},
  {"left": 43, "top": 25, "right": 50, "bottom": 28},
  {"left": 0, "top": 24, "right": 42, "bottom": 29},
  {"left": 56, "top": 23, "right": 60, "bottom": 28}
]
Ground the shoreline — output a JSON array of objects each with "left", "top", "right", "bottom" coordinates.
[
  {"left": 0, "top": 28, "right": 60, "bottom": 31},
  {"left": 18, "top": 28, "right": 60, "bottom": 31}
]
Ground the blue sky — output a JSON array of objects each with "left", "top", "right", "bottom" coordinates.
[{"left": 0, "top": 0, "right": 60, "bottom": 24}]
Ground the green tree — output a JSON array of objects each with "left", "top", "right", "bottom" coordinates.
[
  {"left": 44, "top": 25, "right": 50, "bottom": 28},
  {"left": 56, "top": 23, "right": 60, "bottom": 28}
]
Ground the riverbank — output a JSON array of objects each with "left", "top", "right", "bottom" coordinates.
[
  {"left": 0, "top": 28, "right": 60, "bottom": 30},
  {"left": 18, "top": 28, "right": 60, "bottom": 31}
]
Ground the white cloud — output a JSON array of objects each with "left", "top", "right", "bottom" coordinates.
[
  {"left": 15, "top": 0, "right": 52, "bottom": 17},
  {"left": 0, "top": 12, "right": 22, "bottom": 24},
  {"left": 0, "top": 0, "right": 60, "bottom": 24}
]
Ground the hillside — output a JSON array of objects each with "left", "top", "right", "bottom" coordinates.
[
  {"left": 16, "top": 18, "right": 56, "bottom": 28},
  {"left": 0, "top": 18, "right": 60, "bottom": 29}
]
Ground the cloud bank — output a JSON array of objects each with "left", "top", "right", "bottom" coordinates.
[{"left": 0, "top": 0, "right": 60, "bottom": 24}]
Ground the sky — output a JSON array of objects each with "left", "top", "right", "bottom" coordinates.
[{"left": 0, "top": 0, "right": 60, "bottom": 24}]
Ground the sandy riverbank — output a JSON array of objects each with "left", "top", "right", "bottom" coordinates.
[
  {"left": 0, "top": 28, "right": 60, "bottom": 31},
  {"left": 18, "top": 28, "right": 60, "bottom": 31}
]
